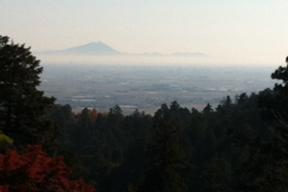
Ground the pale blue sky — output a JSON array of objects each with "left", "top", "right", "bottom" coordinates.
[{"left": 1, "top": 0, "right": 288, "bottom": 65}]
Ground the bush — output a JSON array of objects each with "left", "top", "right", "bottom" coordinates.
[{"left": 0, "top": 145, "right": 96, "bottom": 192}]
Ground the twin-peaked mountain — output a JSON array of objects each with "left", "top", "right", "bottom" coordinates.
[{"left": 38, "top": 42, "right": 208, "bottom": 57}]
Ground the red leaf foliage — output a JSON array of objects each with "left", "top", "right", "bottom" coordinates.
[{"left": 0, "top": 145, "right": 96, "bottom": 192}]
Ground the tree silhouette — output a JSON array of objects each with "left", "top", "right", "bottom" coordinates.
[
  {"left": 139, "top": 117, "right": 190, "bottom": 192},
  {"left": 0, "top": 35, "right": 57, "bottom": 150}
]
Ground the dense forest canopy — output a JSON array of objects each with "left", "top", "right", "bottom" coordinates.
[{"left": 1, "top": 35, "right": 288, "bottom": 192}]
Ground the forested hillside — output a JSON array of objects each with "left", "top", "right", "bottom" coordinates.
[
  {"left": 48, "top": 92, "right": 272, "bottom": 192},
  {"left": 47, "top": 61, "right": 288, "bottom": 192},
  {"left": 1, "top": 35, "right": 288, "bottom": 192}
]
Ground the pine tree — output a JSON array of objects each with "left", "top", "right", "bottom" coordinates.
[
  {"left": 243, "top": 56, "right": 288, "bottom": 191},
  {"left": 0, "top": 35, "right": 57, "bottom": 150},
  {"left": 139, "top": 117, "right": 190, "bottom": 192}
]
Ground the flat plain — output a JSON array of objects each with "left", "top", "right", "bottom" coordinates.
[{"left": 40, "top": 64, "right": 276, "bottom": 114}]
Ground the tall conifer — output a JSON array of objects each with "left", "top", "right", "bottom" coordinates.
[{"left": 0, "top": 35, "right": 57, "bottom": 150}]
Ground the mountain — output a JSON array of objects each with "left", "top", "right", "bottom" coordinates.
[
  {"left": 39, "top": 42, "right": 121, "bottom": 55},
  {"left": 139, "top": 52, "right": 209, "bottom": 57},
  {"left": 37, "top": 42, "right": 209, "bottom": 57},
  {"left": 171, "top": 52, "right": 209, "bottom": 57}
]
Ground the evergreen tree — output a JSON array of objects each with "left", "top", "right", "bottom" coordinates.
[
  {"left": 0, "top": 35, "right": 57, "bottom": 150},
  {"left": 202, "top": 103, "right": 213, "bottom": 116},
  {"left": 139, "top": 117, "right": 190, "bottom": 192},
  {"left": 239, "top": 56, "right": 288, "bottom": 191},
  {"left": 260, "top": 56, "right": 288, "bottom": 120}
]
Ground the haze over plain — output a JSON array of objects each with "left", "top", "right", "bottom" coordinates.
[{"left": 1, "top": 0, "right": 288, "bottom": 66}]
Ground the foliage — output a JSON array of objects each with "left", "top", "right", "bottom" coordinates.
[
  {"left": 0, "top": 145, "right": 96, "bottom": 192},
  {"left": 0, "top": 131, "right": 13, "bottom": 152},
  {"left": 0, "top": 35, "right": 57, "bottom": 151},
  {"left": 139, "top": 117, "right": 190, "bottom": 192},
  {"left": 0, "top": 131, "right": 13, "bottom": 145}
]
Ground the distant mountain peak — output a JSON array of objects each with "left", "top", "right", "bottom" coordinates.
[
  {"left": 37, "top": 42, "right": 208, "bottom": 58},
  {"left": 39, "top": 42, "right": 121, "bottom": 55},
  {"left": 85, "top": 41, "right": 104, "bottom": 46}
]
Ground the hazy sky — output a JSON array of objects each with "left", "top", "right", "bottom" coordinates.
[{"left": 1, "top": 0, "right": 288, "bottom": 65}]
